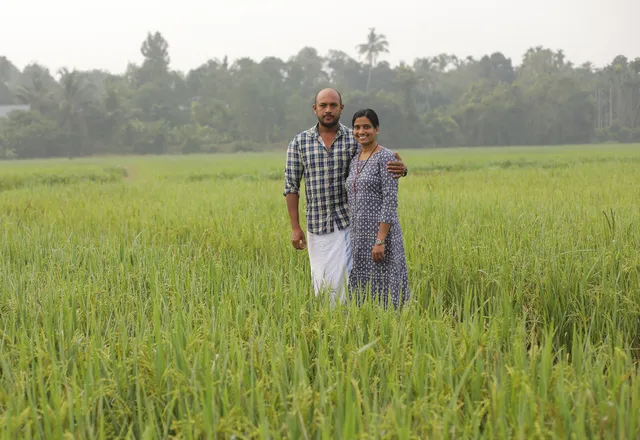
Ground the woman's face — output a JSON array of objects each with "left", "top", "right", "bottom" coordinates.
[{"left": 353, "top": 116, "right": 379, "bottom": 146}]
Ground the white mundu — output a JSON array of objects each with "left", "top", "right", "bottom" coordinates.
[{"left": 306, "top": 222, "right": 351, "bottom": 306}]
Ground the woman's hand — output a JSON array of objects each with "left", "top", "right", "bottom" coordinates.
[{"left": 372, "top": 244, "right": 385, "bottom": 263}]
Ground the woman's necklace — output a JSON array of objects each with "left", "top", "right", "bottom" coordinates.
[{"left": 352, "top": 144, "right": 379, "bottom": 195}]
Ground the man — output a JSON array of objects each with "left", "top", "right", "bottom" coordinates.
[{"left": 283, "top": 88, "right": 407, "bottom": 305}]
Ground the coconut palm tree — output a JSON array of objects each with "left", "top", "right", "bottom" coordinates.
[
  {"left": 13, "top": 68, "right": 55, "bottom": 113},
  {"left": 357, "top": 28, "right": 389, "bottom": 93},
  {"left": 57, "top": 68, "right": 95, "bottom": 157}
]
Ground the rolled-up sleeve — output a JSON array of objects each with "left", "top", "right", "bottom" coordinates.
[
  {"left": 283, "top": 138, "right": 303, "bottom": 197},
  {"left": 379, "top": 151, "right": 399, "bottom": 223}
]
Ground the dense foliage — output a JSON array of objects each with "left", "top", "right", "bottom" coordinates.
[{"left": 1, "top": 29, "right": 639, "bottom": 159}]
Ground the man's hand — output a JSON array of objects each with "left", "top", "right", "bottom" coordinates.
[
  {"left": 386, "top": 152, "right": 407, "bottom": 179},
  {"left": 372, "top": 244, "right": 385, "bottom": 263},
  {"left": 291, "top": 227, "right": 307, "bottom": 250}
]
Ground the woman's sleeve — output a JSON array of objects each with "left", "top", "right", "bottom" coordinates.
[{"left": 379, "top": 150, "right": 399, "bottom": 224}]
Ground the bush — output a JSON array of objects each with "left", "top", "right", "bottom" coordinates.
[
  {"left": 118, "top": 119, "right": 170, "bottom": 155},
  {"left": 230, "top": 140, "right": 260, "bottom": 152},
  {"left": 1, "top": 111, "right": 69, "bottom": 159},
  {"left": 171, "top": 124, "right": 222, "bottom": 154},
  {"left": 593, "top": 123, "right": 639, "bottom": 144}
]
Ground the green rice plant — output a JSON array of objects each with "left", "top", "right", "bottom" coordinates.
[{"left": 0, "top": 144, "right": 638, "bottom": 438}]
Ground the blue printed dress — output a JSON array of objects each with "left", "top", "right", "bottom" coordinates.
[{"left": 345, "top": 146, "right": 410, "bottom": 308}]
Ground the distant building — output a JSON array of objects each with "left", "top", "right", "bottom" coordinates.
[{"left": 0, "top": 105, "right": 30, "bottom": 119}]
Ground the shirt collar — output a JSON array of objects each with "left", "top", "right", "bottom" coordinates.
[{"left": 311, "top": 122, "right": 347, "bottom": 140}]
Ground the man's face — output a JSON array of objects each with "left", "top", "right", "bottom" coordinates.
[{"left": 313, "top": 91, "right": 343, "bottom": 128}]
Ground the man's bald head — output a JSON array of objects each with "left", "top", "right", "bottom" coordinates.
[
  {"left": 313, "top": 88, "right": 344, "bottom": 129},
  {"left": 314, "top": 88, "right": 343, "bottom": 105}
]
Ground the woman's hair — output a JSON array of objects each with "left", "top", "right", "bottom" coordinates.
[{"left": 351, "top": 109, "right": 380, "bottom": 129}]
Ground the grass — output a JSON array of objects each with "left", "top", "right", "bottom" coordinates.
[{"left": 0, "top": 143, "right": 639, "bottom": 439}]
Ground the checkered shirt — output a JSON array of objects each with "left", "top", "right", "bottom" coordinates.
[{"left": 283, "top": 123, "right": 359, "bottom": 235}]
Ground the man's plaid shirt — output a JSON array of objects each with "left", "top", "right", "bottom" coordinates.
[{"left": 283, "top": 123, "right": 358, "bottom": 235}]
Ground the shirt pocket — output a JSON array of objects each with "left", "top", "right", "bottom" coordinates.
[
  {"left": 303, "top": 146, "right": 326, "bottom": 187},
  {"left": 334, "top": 147, "right": 351, "bottom": 178}
]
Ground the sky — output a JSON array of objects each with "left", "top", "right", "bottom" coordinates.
[{"left": 1, "top": 0, "right": 637, "bottom": 74}]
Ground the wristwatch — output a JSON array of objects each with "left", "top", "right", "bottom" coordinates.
[{"left": 375, "top": 238, "right": 385, "bottom": 246}]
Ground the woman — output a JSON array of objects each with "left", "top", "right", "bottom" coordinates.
[{"left": 345, "top": 109, "right": 410, "bottom": 308}]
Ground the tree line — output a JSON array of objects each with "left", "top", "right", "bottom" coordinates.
[{"left": 0, "top": 29, "right": 639, "bottom": 159}]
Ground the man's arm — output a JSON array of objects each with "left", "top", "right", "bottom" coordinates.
[
  {"left": 283, "top": 138, "right": 306, "bottom": 250},
  {"left": 285, "top": 194, "right": 306, "bottom": 249},
  {"left": 386, "top": 152, "right": 408, "bottom": 179}
]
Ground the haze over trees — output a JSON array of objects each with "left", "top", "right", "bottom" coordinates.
[{"left": 0, "top": 29, "right": 639, "bottom": 159}]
